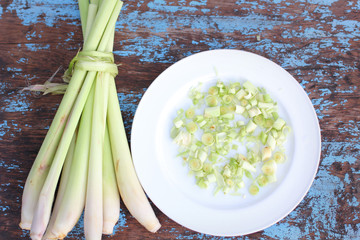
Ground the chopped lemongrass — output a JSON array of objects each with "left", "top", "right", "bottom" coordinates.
[
  {"left": 208, "top": 86, "right": 219, "bottom": 95},
  {"left": 235, "top": 89, "right": 246, "bottom": 100},
  {"left": 204, "top": 106, "right": 220, "bottom": 118},
  {"left": 248, "top": 107, "right": 261, "bottom": 117},
  {"left": 206, "top": 95, "right": 218, "bottom": 107},
  {"left": 202, "top": 133, "right": 215, "bottom": 146},
  {"left": 206, "top": 174, "right": 216, "bottom": 183},
  {"left": 189, "top": 158, "right": 203, "bottom": 171},
  {"left": 174, "top": 131, "right": 192, "bottom": 147},
  {"left": 186, "top": 121, "right": 198, "bottom": 134},
  {"left": 273, "top": 118, "right": 286, "bottom": 130},
  {"left": 235, "top": 105, "right": 245, "bottom": 114},
  {"left": 246, "top": 120, "right": 257, "bottom": 133},
  {"left": 171, "top": 79, "right": 289, "bottom": 197},
  {"left": 262, "top": 160, "right": 277, "bottom": 176},
  {"left": 262, "top": 146, "right": 272, "bottom": 161},
  {"left": 257, "top": 174, "right": 268, "bottom": 187},
  {"left": 273, "top": 151, "right": 286, "bottom": 163},
  {"left": 222, "top": 95, "right": 233, "bottom": 104},
  {"left": 249, "top": 184, "right": 259, "bottom": 195},
  {"left": 185, "top": 108, "right": 196, "bottom": 119},
  {"left": 267, "top": 134, "right": 276, "bottom": 150},
  {"left": 266, "top": 174, "right": 277, "bottom": 183}
]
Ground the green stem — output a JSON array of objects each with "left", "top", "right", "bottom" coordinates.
[
  {"left": 51, "top": 83, "right": 94, "bottom": 239},
  {"left": 84, "top": 71, "right": 109, "bottom": 239},
  {"left": 102, "top": 125, "right": 120, "bottom": 235},
  {"left": 43, "top": 131, "right": 77, "bottom": 239},
  {"left": 78, "top": 0, "right": 89, "bottom": 36},
  {"left": 107, "top": 78, "right": 161, "bottom": 233},
  {"left": 20, "top": 68, "right": 87, "bottom": 230}
]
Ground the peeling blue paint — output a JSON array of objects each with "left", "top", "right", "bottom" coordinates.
[
  {"left": 148, "top": 0, "right": 199, "bottom": 13},
  {"left": 0, "top": 120, "right": 22, "bottom": 140},
  {"left": 311, "top": 97, "right": 333, "bottom": 120},
  {"left": 25, "top": 43, "right": 50, "bottom": 51},
  {"left": 319, "top": 88, "right": 332, "bottom": 97},
  {"left": 190, "top": 0, "right": 208, "bottom": 7},
  {"left": 338, "top": 120, "right": 360, "bottom": 140},
  {"left": 7, "top": 0, "right": 80, "bottom": 27},
  {"left": 1, "top": 92, "right": 31, "bottom": 113},
  {"left": 17, "top": 58, "right": 28, "bottom": 64}
]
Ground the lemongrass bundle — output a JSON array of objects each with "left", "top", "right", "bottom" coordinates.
[{"left": 20, "top": 0, "right": 160, "bottom": 239}]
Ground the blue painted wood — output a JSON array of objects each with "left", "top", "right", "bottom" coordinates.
[{"left": 0, "top": 0, "right": 359, "bottom": 239}]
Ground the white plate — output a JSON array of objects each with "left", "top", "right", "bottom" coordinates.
[{"left": 131, "top": 49, "right": 321, "bottom": 236}]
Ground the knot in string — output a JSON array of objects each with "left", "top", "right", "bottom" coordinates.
[{"left": 64, "top": 50, "right": 118, "bottom": 82}]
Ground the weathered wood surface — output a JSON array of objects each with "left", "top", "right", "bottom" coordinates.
[{"left": 0, "top": 0, "right": 359, "bottom": 239}]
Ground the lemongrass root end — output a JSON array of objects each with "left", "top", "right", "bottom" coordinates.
[
  {"left": 19, "top": 222, "right": 31, "bottom": 230},
  {"left": 147, "top": 222, "right": 161, "bottom": 233}
]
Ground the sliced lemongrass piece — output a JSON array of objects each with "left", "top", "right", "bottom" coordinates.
[
  {"left": 273, "top": 118, "right": 286, "bottom": 130},
  {"left": 189, "top": 158, "right": 203, "bottom": 171},
  {"left": 202, "top": 133, "right": 215, "bottom": 146},
  {"left": 273, "top": 151, "right": 286, "bottom": 163},
  {"left": 256, "top": 174, "right": 268, "bottom": 187},
  {"left": 208, "top": 86, "right": 219, "bottom": 95},
  {"left": 235, "top": 89, "right": 246, "bottom": 100},
  {"left": 249, "top": 184, "right": 259, "bottom": 195},
  {"left": 174, "top": 131, "right": 192, "bottom": 147},
  {"left": 204, "top": 106, "right": 220, "bottom": 118},
  {"left": 186, "top": 121, "right": 198, "bottom": 134},
  {"left": 222, "top": 94, "right": 233, "bottom": 104},
  {"left": 267, "top": 134, "right": 276, "bottom": 150},
  {"left": 245, "top": 120, "right": 257, "bottom": 133},
  {"left": 262, "top": 146, "right": 272, "bottom": 161},
  {"left": 185, "top": 108, "right": 196, "bottom": 119},
  {"left": 243, "top": 81, "right": 258, "bottom": 95},
  {"left": 262, "top": 160, "right": 277, "bottom": 176},
  {"left": 239, "top": 160, "right": 256, "bottom": 172},
  {"left": 206, "top": 95, "right": 218, "bottom": 107},
  {"left": 235, "top": 105, "right": 245, "bottom": 114}
]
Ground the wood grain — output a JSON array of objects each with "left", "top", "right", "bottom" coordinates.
[{"left": 0, "top": 0, "right": 359, "bottom": 239}]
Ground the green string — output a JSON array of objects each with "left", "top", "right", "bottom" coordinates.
[{"left": 63, "top": 50, "right": 118, "bottom": 82}]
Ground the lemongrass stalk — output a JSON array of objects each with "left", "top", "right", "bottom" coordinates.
[
  {"left": 42, "top": 132, "right": 77, "bottom": 240},
  {"left": 107, "top": 79, "right": 161, "bottom": 233},
  {"left": 84, "top": 71, "right": 109, "bottom": 240},
  {"left": 29, "top": 3, "right": 119, "bottom": 239},
  {"left": 78, "top": 0, "right": 89, "bottom": 36},
  {"left": 102, "top": 125, "right": 120, "bottom": 235},
  {"left": 50, "top": 84, "right": 95, "bottom": 239},
  {"left": 20, "top": 69, "right": 86, "bottom": 230},
  {"left": 20, "top": 0, "right": 118, "bottom": 230},
  {"left": 84, "top": 3, "right": 98, "bottom": 41},
  {"left": 83, "top": 0, "right": 118, "bottom": 51}
]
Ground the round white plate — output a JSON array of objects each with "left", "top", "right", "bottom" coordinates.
[{"left": 131, "top": 49, "right": 321, "bottom": 236}]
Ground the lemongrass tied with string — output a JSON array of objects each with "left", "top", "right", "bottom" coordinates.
[
  {"left": 20, "top": 0, "right": 161, "bottom": 238},
  {"left": 21, "top": 1, "right": 121, "bottom": 239}
]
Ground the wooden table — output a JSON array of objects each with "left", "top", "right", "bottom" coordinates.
[{"left": 0, "top": 0, "right": 359, "bottom": 239}]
